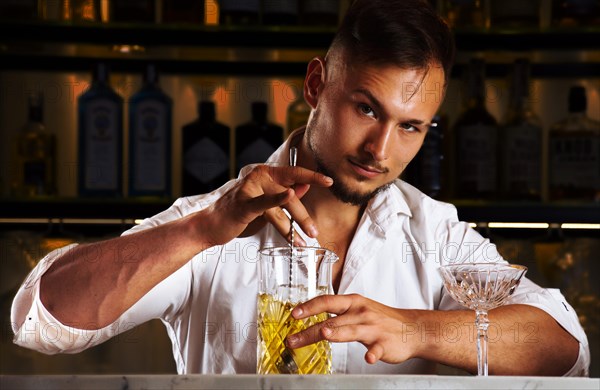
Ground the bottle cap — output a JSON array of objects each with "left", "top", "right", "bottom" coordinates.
[
  {"left": 93, "top": 63, "right": 109, "bottom": 83},
  {"left": 252, "top": 101, "right": 268, "bottom": 123},
  {"left": 144, "top": 64, "right": 159, "bottom": 84},
  {"left": 28, "top": 91, "right": 43, "bottom": 122},
  {"left": 568, "top": 86, "right": 586, "bottom": 113},
  {"left": 199, "top": 101, "right": 216, "bottom": 122},
  {"left": 465, "top": 58, "right": 486, "bottom": 102}
]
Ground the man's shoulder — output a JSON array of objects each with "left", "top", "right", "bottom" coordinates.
[{"left": 392, "top": 179, "right": 458, "bottom": 222}]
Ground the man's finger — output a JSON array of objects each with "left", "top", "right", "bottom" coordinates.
[
  {"left": 268, "top": 166, "right": 333, "bottom": 188},
  {"left": 245, "top": 188, "right": 294, "bottom": 216},
  {"left": 284, "top": 195, "right": 319, "bottom": 238},
  {"left": 286, "top": 322, "right": 368, "bottom": 349},
  {"left": 292, "top": 294, "right": 355, "bottom": 319},
  {"left": 365, "top": 343, "right": 384, "bottom": 364},
  {"left": 263, "top": 207, "right": 307, "bottom": 246}
]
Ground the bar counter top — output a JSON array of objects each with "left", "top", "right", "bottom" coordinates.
[{"left": 1, "top": 374, "right": 598, "bottom": 390}]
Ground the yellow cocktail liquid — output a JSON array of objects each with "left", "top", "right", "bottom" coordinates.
[{"left": 257, "top": 293, "right": 331, "bottom": 374}]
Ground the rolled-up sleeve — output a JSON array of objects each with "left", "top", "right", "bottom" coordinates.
[
  {"left": 11, "top": 230, "right": 193, "bottom": 355},
  {"left": 508, "top": 280, "right": 590, "bottom": 376}
]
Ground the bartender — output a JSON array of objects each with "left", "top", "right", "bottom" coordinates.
[{"left": 11, "top": 0, "right": 589, "bottom": 376}]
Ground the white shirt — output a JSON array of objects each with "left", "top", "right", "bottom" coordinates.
[{"left": 11, "top": 131, "right": 590, "bottom": 376}]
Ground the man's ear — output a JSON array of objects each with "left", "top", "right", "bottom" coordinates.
[{"left": 304, "top": 57, "right": 326, "bottom": 109}]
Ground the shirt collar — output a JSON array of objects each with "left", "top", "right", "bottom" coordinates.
[
  {"left": 265, "top": 127, "right": 413, "bottom": 232},
  {"left": 265, "top": 127, "right": 305, "bottom": 166}
]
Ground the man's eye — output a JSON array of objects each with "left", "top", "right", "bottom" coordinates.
[
  {"left": 400, "top": 123, "right": 419, "bottom": 133},
  {"left": 358, "top": 103, "right": 375, "bottom": 118}
]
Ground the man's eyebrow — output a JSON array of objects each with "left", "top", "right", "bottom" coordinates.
[
  {"left": 352, "top": 88, "right": 435, "bottom": 127},
  {"left": 352, "top": 88, "right": 384, "bottom": 113}
]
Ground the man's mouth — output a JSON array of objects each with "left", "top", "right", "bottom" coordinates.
[{"left": 348, "top": 158, "right": 386, "bottom": 179}]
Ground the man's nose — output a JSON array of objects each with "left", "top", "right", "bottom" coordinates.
[{"left": 364, "top": 124, "right": 393, "bottom": 162}]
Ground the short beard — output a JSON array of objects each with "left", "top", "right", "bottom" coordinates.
[{"left": 309, "top": 140, "right": 391, "bottom": 207}]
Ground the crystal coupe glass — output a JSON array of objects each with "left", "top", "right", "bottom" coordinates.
[{"left": 438, "top": 262, "right": 527, "bottom": 376}]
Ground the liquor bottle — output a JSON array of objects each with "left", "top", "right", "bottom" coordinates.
[
  {"left": 219, "top": 0, "right": 260, "bottom": 25},
  {"left": 70, "top": 0, "right": 101, "bottom": 22},
  {"left": 262, "top": 0, "right": 298, "bottom": 25},
  {"left": 77, "top": 63, "right": 124, "bottom": 197},
  {"left": 112, "top": 0, "right": 155, "bottom": 23},
  {"left": 549, "top": 86, "right": 600, "bottom": 201},
  {"left": 441, "top": 0, "right": 487, "bottom": 30},
  {"left": 182, "top": 101, "right": 231, "bottom": 196},
  {"left": 453, "top": 58, "right": 498, "bottom": 199},
  {"left": 403, "top": 115, "right": 446, "bottom": 198},
  {"left": 552, "top": 0, "right": 600, "bottom": 27},
  {"left": 11, "top": 92, "right": 56, "bottom": 198},
  {"left": 39, "top": 0, "right": 63, "bottom": 21},
  {"left": 128, "top": 64, "right": 172, "bottom": 198},
  {"left": 300, "top": 0, "right": 339, "bottom": 26},
  {"left": 498, "top": 59, "right": 542, "bottom": 201},
  {"left": 490, "top": 0, "right": 540, "bottom": 29},
  {"left": 235, "top": 102, "right": 284, "bottom": 175},
  {"left": 162, "top": 0, "right": 205, "bottom": 25},
  {"left": 286, "top": 96, "right": 311, "bottom": 136}
]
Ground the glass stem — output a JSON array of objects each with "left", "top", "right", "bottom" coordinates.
[{"left": 475, "top": 309, "right": 489, "bottom": 376}]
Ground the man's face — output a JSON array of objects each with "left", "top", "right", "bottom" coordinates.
[{"left": 305, "top": 58, "right": 445, "bottom": 206}]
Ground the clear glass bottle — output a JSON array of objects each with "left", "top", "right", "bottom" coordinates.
[
  {"left": 262, "top": 0, "right": 298, "bottom": 26},
  {"left": 300, "top": 0, "right": 339, "bottom": 26},
  {"left": 11, "top": 92, "right": 56, "bottom": 198},
  {"left": 128, "top": 64, "right": 173, "bottom": 198},
  {"left": 499, "top": 59, "right": 542, "bottom": 200},
  {"left": 182, "top": 101, "right": 231, "bottom": 196},
  {"left": 77, "top": 63, "right": 124, "bottom": 197},
  {"left": 235, "top": 102, "right": 284, "bottom": 175},
  {"left": 162, "top": 0, "right": 205, "bottom": 25},
  {"left": 549, "top": 86, "right": 600, "bottom": 201},
  {"left": 218, "top": 0, "right": 260, "bottom": 25},
  {"left": 453, "top": 58, "right": 499, "bottom": 199}
]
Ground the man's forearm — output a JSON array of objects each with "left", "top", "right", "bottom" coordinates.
[
  {"left": 412, "top": 304, "right": 579, "bottom": 375},
  {"left": 39, "top": 211, "right": 211, "bottom": 330}
]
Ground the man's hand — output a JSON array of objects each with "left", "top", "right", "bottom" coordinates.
[
  {"left": 284, "top": 294, "right": 416, "bottom": 364},
  {"left": 200, "top": 164, "right": 333, "bottom": 246},
  {"left": 284, "top": 294, "right": 581, "bottom": 375}
]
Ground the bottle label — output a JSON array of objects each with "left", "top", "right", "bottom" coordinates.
[
  {"left": 220, "top": 0, "right": 260, "bottom": 12},
  {"left": 184, "top": 137, "right": 229, "bottom": 183},
  {"left": 550, "top": 135, "right": 600, "bottom": 189},
  {"left": 84, "top": 99, "right": 119, "bottom": 190},
  {"left": 263, "top": 0, "right": 298, "bottom": 14},
  {"left": 237, "top": 138, "right": 276, "bottom": 170},
  {"left": 133, "top": 100, "right": 168, "bottom": 191},
  {"left": 502, "top": 124, "right": 541, "bottom": 191},
  {"left": 457, "top": 124, "right": 497, "bottom": 192},
  {"left": 303, "top": 0, "right": 338, "bottom": 14}
]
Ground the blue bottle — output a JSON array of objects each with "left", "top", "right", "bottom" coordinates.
[
  {"left": 128, "top": 64, "right": 173, "bottom": 198},
  {"left": 78, "top": 63, "right": 124, "bottom": 197}
]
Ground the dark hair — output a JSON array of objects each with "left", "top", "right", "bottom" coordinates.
[{"left": 328, "top": 0, "right": 455, "bottom": 83}]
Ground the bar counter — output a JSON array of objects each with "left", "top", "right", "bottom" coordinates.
[{"left": 1, "top": 374, "right": 598, "bottom": 390}]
